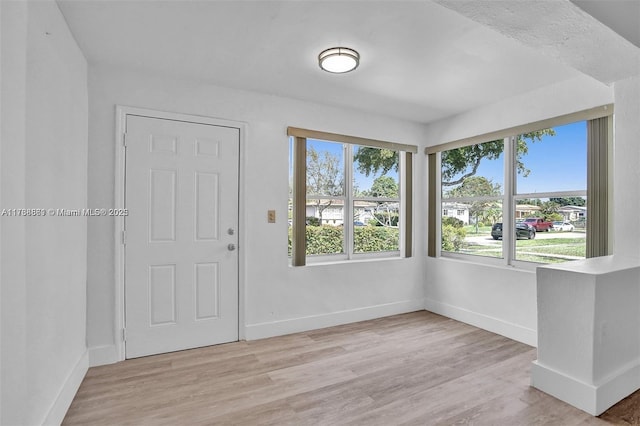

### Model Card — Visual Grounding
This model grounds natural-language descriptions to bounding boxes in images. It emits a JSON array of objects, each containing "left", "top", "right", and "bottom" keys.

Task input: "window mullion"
[
  {"left": 292, "top": 137, "right": 307, "bottom": 266},
  {"left": 586, "top": 116, "right": 610, "bottom": 257},
  {"left": 403, "top": 152, "right": 413, "bottom": 257},
  {"left": 345, "top": 144, "right": 354, "bottom": 258},
  {"left": 431, "top": 153, "right": 441, "bottom": 257},
  {"left": 503, "top": 136, "right": 515, "bottom": 265},
  {"left": 443, "top": 195, "right": 503, "bottom": 203}
]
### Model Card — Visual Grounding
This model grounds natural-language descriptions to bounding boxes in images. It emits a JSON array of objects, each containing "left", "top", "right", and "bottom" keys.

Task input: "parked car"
[
  {"left": 491, "top": 222, "right": 536, "bottom": 240},
  {"left": 552, "top": 221, "right": 574, "bottom": 232},
  {"left": 523, "top": 217, "right": 553, "bottom": 232}
]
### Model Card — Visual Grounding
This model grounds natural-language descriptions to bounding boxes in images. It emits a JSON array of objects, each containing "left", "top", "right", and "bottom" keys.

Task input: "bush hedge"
[
  {"left": 353, "top": 226, "right": 399, "bottom": 253},
  {"left": 442, "top": 216, "right": 464, "bottom": 228},
  {"left": 441, "top": 224, "right": 466, "bottom": 252},
  {"left": 288, "top": 225, "right": 399, "bottom": 255}
]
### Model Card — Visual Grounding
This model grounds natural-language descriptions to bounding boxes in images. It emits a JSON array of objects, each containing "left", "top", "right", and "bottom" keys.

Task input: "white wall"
[
  {"left": 0, "top": 1, "right": 88, "bottom": 424},
  {"left": 423, "top": 74, "right": 615, "bottom": 346},
  {"left": 1, "top": 2, "right": 29, "bottom": 423},
  {"left": 425, "top": 259, "right": 538, "bottom": 344},
  {"left": 612, "top": 74, "right": 640, "bottom": 257},
  {"left": 0, "top": 1, "right": 634, "bottom": 421},
  {"left": 533, "top": 255, "right": 640, "bottom": 415},
  {"left": 86, "top": 67, "right": 427, "bottom": 361}
]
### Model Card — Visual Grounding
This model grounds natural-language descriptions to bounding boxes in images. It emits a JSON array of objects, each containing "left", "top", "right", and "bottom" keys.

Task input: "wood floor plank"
[{"left": 63, "top": 311, "right": 637, "bottom": 425}]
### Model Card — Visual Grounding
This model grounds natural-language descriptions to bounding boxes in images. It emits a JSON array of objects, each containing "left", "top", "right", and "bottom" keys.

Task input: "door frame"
[{"left": 114, "top": 105, "right": 246, "bottom": 361}]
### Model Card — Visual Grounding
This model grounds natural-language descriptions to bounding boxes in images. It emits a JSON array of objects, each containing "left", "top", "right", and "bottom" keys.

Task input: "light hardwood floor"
[{"left": 64, "top": 311, "right": 638, "bottom": 425}]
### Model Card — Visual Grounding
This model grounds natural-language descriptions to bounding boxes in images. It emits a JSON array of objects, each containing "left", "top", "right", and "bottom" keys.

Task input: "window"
[
  {"left": 513, "top": 122, "right": 587, "bottom": 263},
  {"left": 441, "top": 139, "right": 505, "bottom": 259},
  {"left": 427, "top": 106, "right": 612, "bottom": 266},
  {"left": 288, "top": 127, "right": 416, "bottom": 266}
]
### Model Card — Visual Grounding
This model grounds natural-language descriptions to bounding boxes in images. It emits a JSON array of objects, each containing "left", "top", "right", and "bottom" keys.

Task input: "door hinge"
[
  {"left": 122, "top": 230, "right": 127, "bottom": 245},
  {"left": 122, "top": 328, "right": 127, "bottom": 342},
  {"left": 122, "top": 132, "right": 128, "bottom": 147}
]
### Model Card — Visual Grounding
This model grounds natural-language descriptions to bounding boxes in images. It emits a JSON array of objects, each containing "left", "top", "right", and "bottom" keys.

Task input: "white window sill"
[
  {"left": 289, "top": 252, "right": 405, "bottom": 267},
  {"left": 437, "top": 253, "right": 539, "bottom": 273}
]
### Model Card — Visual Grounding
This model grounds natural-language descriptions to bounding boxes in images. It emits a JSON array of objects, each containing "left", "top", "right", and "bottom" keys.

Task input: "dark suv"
[{"left": 491, "top": 222, "right": 535, "bottom": 240}]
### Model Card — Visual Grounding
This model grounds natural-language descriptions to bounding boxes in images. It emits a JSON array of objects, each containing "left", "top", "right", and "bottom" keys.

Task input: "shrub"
[
  {"left": 442, "top": 224, "right": 466, "bottom": 252},
  {"left": 354, "top": 226, "right": 399, "bottom": 252},
  {"left": 442, "top": 216, "right": 464, "bottom": 228},
  {"left": 306, "top": 216, "right": 320, "bottom": 226},
  {"left": 545, "top": 213, "right": 563, "bottom": 222},
  {"left": 305, "top": 226, "right": 343, "bottom": 254},
  {"left": 287, "top": 225, "right": 400, "bottom": 255}
]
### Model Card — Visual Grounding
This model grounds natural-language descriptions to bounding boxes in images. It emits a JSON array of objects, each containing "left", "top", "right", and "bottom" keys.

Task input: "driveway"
[{"left": 466, "top": 231, "right": 585, "bottom": 245}]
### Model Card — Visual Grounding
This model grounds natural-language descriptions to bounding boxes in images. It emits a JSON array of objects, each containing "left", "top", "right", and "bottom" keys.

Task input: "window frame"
[
  {"left": 288, "top": 127, "right": 417, "bottom": 266},
  {"left": 427, "top": 105, "right": 613, "bottom": 267}
]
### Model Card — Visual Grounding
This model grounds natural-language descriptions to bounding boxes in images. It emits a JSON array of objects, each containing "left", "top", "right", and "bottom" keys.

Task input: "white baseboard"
[
  {"left": 424, "top": 298, "right": 537, "bottom": 347},
  {"left": 532, "top": 360, "right": 640, "bottom": 416},
  {"left": 88, "top": 344, "right": 121, "bottom": 367},
  {"left": 531, "top": 361, "right": 598, "bottom": 415},
  {"left": 595, "top": 361, "right": 640, "bottom": 415},
  {"left": 43, "top": 350, "right": 88, "bottom": 426},
  {"left": 245, "top": 299, "right": 425, "bottom": 340}
]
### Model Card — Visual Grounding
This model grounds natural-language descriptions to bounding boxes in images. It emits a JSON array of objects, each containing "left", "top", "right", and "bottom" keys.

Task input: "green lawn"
[
  {"left": 515, "top": 237, "right": 585, "bottom": 247},
  {"left": 463, "top": 225, "right": 492, "bottom": 234},
  {"left": 458, "top": 241, "right": 501, "bottom": 258},
  {"left": 453, "top": 237, "right": 585, "bottom": 263}
]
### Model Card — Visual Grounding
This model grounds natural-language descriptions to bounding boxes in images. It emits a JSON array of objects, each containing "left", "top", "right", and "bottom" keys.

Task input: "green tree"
[
  {"left": 550, "top": 197, "right": 585, "bottom": 207},
  {"left": 447, "top": 176, "right": 501, "bottom": 198},
  {"left": 518, "top": 198, "right": 543, "bottom": 207},
  {"left": 484, "top": 204, "right": 502, "bottom": 226},
  {"left": 353, "top": 148, "right": 398, "bottom": 176},
  {"left": 540, "top": 201, "right": 562, "bottom": 222},
  {"left": 353, "top": 130, "right": 556, "bottom": 186},
  {"left": 372, "top": 211, "right": 399, "bottom": 227},
  {"left": 359, "top": 176, "right": 400, "bottom": 227},
  {"left": 441, "top": 130, "right": 555, "bottom": 186},
  {"left": 447, "top": 176, "right": 501, "bottom": 233},
  {"left": 306, "top": 146, "right": 344, "bottom": 223},
  {"left": 364, "top": 176, "right": 398, "bottom": 198}
]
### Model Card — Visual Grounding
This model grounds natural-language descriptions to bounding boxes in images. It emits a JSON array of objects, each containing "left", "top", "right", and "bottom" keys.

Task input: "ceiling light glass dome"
[{"left": 318, "top": 47, "right": 360, "bottom": 73}]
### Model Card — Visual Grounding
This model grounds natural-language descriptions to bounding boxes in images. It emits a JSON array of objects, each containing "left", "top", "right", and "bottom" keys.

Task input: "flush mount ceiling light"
[{"left": 318, "top": 47, "right": 360, "bottom": 73}]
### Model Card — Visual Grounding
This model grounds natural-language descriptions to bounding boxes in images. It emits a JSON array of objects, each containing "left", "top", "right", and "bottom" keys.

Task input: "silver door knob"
[{"left": 227, "top": 243, "right": 236, "bottom": 251}]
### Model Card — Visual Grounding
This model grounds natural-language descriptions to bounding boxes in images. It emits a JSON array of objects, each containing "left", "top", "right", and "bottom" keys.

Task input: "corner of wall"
[
  {"left": 531, "top": 359, "right": 640, "bottom": 416},
  {"left": 88, "top": 344, "right": 121, "bottom": 367},
  {"left": 42, "top": 350, "right": 89, "bottom": 425},
  {"left": 245, "top": 299, "right": 425, "bottom": 340},
  {"left": 424, "top": 297, "right": 537, "bottom": 346}
]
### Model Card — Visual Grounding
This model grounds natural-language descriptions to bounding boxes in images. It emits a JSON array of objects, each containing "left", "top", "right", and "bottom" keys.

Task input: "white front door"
[{"left": 124, "top": 114, "right": 239, "bottom": 359}]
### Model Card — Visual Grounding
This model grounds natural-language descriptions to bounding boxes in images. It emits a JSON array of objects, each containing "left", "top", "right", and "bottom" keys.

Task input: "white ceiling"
[
  {"left": 55, "top": 0, "right": 635, "bottom": 124},
  {"left": 572, "top": 0, "right": 640, "bottom": 49},
  {"left": 436, "top": 0, "right": 640, "bottom": 85}
]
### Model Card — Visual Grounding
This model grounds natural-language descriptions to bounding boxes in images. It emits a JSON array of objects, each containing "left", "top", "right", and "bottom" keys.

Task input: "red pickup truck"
[{"left": 523, "top": 217, "right": 553, "bottom": 232}]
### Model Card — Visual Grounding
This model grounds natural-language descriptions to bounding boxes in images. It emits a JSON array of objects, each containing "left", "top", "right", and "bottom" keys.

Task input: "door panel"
[
  {"left": 124, "top": 115, "right": 239, "bottom": 359},
  {"left": 195, "top": 172, "right": 219, "bottom": 240}
]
